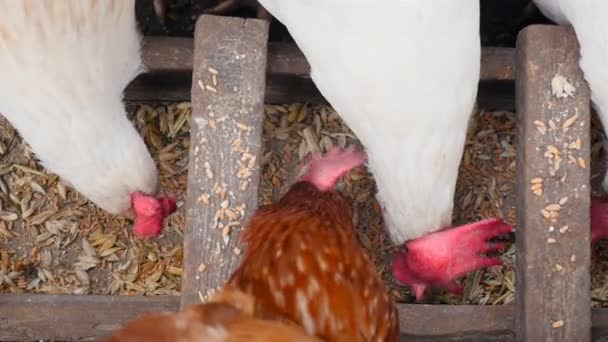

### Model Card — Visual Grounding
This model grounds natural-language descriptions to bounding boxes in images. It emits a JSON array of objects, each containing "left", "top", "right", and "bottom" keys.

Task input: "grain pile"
[
  {"left": 0, "top": 103, "right": 189, "bottom": 296},
  {"left": 1, "top": 101, "right": 608, "bottom": 305},
  {"left": 259, "top": 104, "right": 517, "bottom": 304}
]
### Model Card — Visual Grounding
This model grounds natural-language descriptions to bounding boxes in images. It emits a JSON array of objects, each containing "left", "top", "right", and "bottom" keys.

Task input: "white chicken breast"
[
  {"left": 257, "top": 0, "right": 512, "bottom": 299},
  {"left": 0, "top": 1, "right": 175, "bottom": 237}
]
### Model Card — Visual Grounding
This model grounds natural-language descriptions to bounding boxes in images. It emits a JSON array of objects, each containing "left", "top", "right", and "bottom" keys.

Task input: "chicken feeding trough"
[{"left": 0, "top": 12, "right": 606, "bottom": 342}]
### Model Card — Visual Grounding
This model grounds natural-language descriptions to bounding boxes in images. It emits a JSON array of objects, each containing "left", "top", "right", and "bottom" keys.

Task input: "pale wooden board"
[
  {"left": 180, "top": 15, "right": 269, "bottom": 309},
  {"left": 515, "top": 24, "right": 591, "bottom": 342}
]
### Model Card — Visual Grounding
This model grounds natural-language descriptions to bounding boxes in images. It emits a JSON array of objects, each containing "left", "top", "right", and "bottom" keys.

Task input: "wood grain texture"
[
  {"left": 180, "top": 15, "right": 268, "bottom": 309},
  {"left": 5, "top": 296, "right": 608, "bottom": 341},
  {"left": 515, "top": 24, "right": 591, "bottom": 342},
  {"left": 139, "top": 37, "right": 515, "bottom": 81},
  {"left": 125, "top": 37, "right": 516, "bottom": 107},
  {"left": 0, "top": 294, "right": 178, "bottom": 340}
]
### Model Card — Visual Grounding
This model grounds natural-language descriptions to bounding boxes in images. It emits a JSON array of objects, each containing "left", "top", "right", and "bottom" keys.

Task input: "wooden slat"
[
  {"left": 1, "top": 294, "right": 515, "bottom": 340},
  {"left": 140, "top": 37, "right": 515, "bottom": 80},
  {"left": 0, "top": 294, "right": 178, "bottom": 340},
  {"left": 180, "top": 15, "right": 269, "bottom": 309},
  {"left": 142, "top": 36, "right": 194, "bottom": 73},
  {"left": 481, "top": 47, "right": 516, "bottom": 81},
  {"left": 126, "top": 37, "right": 516, "bottom": 107},
  {"left": 397, "top": 304, "right": 513, "bottom": 341},
  {"left": 5, "top": 295, "right": 608, "bottom": 341},
  {"left": 515, "top": 24, "right": 591, "bottom": 342}
]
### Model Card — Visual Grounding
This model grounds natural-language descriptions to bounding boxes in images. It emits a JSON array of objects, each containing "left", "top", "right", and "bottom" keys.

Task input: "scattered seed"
[
  {"left": 236, "top": 122, "right": 249, "bottom": 131},
  {"left": 199, "top": 194, "right": 210, "bottom": 206},
  {"left": 547, "top": 145, "right": 560, "bottom": 155},
  {"left": 578, "top": 158, "right": 586, "bottom": 169},
  {"left": 552, "top": 320, "right": 564, "bottom": 328},
  {"left": 534, "top": 120, "right": 547, "bottom": 135},
  {"left": 549, "top": 119, "right": 558, "bottom": 130},
  {"left": 562, "top": 113, "right": 580, "bottom": 131},
  {"left": 204, "top": 162, "right": 214, "bottom": 179}
]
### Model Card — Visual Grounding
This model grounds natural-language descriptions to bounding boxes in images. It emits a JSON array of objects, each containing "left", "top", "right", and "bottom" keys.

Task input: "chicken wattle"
[
  {"left": 256, "top": 0, "right": 512, "bottom": 299},
  {"left": 131, "top": 192, "right": 177, "bottom": 238},
  {"left": 0, "top": 0, "right": 176, "bottom": 237}
]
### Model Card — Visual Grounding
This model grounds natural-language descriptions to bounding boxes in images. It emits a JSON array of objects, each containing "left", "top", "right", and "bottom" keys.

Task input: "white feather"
[
  {"left": 0, "top": 0, "right": 157, "bottom": 215},
  {"left": 258, "top": 0, "right": 480, "bottom": 243},
  {"left": 533, "top": 0, "right": 608, "bottom": 191}
]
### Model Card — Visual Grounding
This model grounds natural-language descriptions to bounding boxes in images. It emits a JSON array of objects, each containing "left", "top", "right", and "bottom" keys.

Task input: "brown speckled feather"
[
  {"left": 106, "top": 288, "right": 321, "bottom": 342},
  {"left": 229, "top": 182, "right": 400, "bottom": 342}
]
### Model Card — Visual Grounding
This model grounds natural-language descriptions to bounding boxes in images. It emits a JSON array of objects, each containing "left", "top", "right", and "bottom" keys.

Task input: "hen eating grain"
[
  {"left": 0, "top": 1, "right": 176, "bottom": 238},
  {"left": 227, "top": 147, "right": 400, "bottom": 341},
  {"left": 256, "top": 0, "right": 512, "bottom": 300}
]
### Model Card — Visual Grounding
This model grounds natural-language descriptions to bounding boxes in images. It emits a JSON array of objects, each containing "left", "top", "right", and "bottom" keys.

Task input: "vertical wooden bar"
[
  {"left": 515, "top": 25, "right": 591, "bottom": 341},
  {"left": 181, "top": 14, "right": 268, "bottom": 309}
]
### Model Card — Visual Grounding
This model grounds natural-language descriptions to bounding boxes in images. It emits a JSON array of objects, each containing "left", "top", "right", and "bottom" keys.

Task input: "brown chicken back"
[
  {"left": 228, "top": 147, "right": 400, "bottom": 341},
  {"left": 106, "top": 287, "right": 321, "bottom": 342}
]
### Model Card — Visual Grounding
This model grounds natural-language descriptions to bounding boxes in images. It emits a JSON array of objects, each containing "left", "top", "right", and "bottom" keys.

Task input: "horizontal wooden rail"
[
  {"left": 125, "top": 37, "right": 515, "bottom": 110},
  {"left": 140, "top": 37, "right": 515, "bottom": 80},
  {"left": 2, "top": 294, "right": 608, "bottom": 341}
]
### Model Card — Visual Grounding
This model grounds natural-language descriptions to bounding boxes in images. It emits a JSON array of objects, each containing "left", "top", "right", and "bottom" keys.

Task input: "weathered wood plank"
[
  {"left": 1, "top": 294, "right": 516, "bottom": 340},
  {"left": 5, "top": 295, "right": 608, "bottom": 341},
  {"left": 0, "top": 294, "right": 178, "bottom": 340},
  {"left": 180, "top": 15, "right": 269, "bottom": 309},
  {"left": 126, "top": 37, "right": 516, "bottom": 107},
  {"left": 140, "top": 37, "right": 515, "bottom": 80},
  {"left": 515, "top": 24, "right": 591, "bottom": 342},
  {"left": 397, "top": 304, "right": 513, "bottom": 339}
]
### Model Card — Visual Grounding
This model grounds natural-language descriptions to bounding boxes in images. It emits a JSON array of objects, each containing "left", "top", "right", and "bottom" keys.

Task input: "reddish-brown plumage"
[
  {"left": 228, "top": 148, "right": 400, "bottom": 342},
  {"left": 105, "top": 288, "right": 322, "bottom": 342}
]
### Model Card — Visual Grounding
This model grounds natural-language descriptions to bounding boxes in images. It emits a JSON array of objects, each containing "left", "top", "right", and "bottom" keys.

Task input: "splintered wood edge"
[
  {"left": 514, "top": 24, "right": 591, "bottom": 342},
  {"left": 180, "top": 15, "right": 269, "bottom": 309}
]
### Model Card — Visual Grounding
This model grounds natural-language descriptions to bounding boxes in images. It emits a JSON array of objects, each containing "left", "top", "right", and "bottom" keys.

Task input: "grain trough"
[{"left": 0, "top": 14, "right": 606, "bottom": 341}]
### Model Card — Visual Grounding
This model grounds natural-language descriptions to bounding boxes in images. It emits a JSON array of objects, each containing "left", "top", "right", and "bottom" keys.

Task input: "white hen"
[
  {"left": 257, "top": 0, "right": 512, "bottom": 299},
  {"left": 0, "top": 1, "right": 176, "bottom": 237},
  {"left": 532, "top": 0, "right": 608, "bottom": 243}
]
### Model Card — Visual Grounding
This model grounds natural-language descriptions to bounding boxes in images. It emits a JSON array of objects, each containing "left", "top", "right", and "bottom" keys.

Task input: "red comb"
[{"left": 131, "top": 192, "right": 177, "bottom": 238}]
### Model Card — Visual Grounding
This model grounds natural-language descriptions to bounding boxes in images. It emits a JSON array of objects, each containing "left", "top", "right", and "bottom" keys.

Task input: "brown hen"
[{"left": 228, "top": 147, "right": 400, "bottom": 341}]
